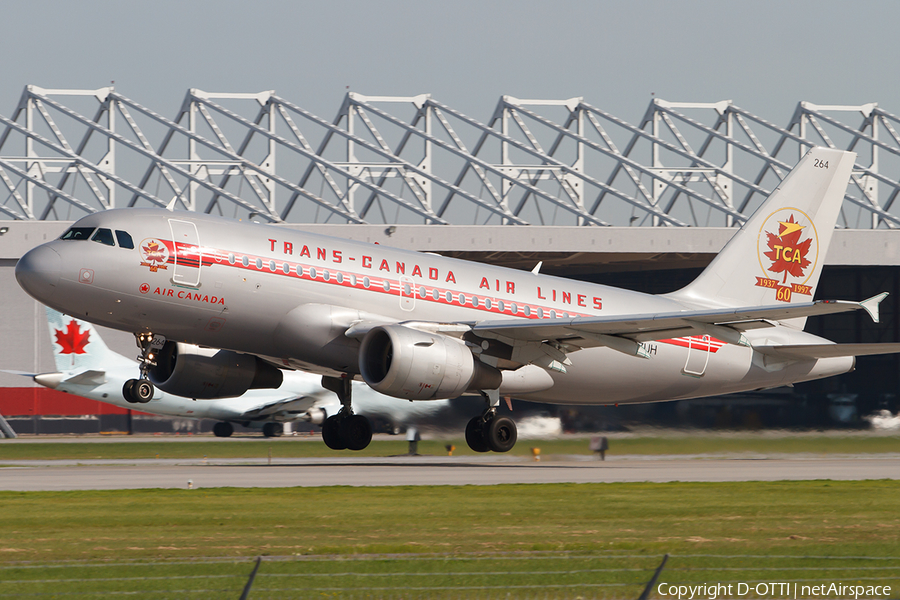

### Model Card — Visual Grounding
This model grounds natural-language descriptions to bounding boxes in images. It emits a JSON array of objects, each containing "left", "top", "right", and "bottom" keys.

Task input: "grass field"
[
  {"left": 1, "top": 433, "right": 898, "bottom": 461},
  {"left": 2, "top": 480, "right": 898, "bottom": 598}
]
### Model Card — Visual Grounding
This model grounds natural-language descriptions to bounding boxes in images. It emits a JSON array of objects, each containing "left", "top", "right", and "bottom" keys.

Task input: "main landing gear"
[
  {"left": 465, "top": 392, "right": 517, "bottom": 453},
  {"left": 123, "top": 332, "right": 166, "bottom": 404},
  {"left": 213, "top": 422, "right": 234, "bottom": 437},
  {"left": 320, "top": 376, "right": 372, "bottom": 451},
  {"left": 262, "top": 422, "right": 282, "bottom": 438},
  {"left": 211, "top": 422, "right": 280, "bottom": 437}
]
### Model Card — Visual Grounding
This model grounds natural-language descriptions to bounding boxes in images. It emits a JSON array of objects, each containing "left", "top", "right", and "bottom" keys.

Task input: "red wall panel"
[{"left": 0, "top": 388, "right": 130, "bottom": 416}]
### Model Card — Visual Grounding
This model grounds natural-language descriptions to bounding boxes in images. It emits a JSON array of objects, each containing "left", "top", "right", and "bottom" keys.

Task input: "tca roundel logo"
[{"left": 755, "top": 208, "right": 818, "bottom": 303}]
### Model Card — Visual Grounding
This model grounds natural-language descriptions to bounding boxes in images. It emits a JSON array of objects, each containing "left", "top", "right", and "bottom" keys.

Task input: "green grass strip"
[
  {"left": 0, "top": 434, "right": 898, "bottom": 461},
  {"left": 2, "top": 481, "right": 898, "bottom": 598}
]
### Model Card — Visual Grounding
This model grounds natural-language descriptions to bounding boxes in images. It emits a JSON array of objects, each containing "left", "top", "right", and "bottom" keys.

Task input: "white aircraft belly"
[{"left": 520, "top": 342, "right": 756, "bottom": 405}]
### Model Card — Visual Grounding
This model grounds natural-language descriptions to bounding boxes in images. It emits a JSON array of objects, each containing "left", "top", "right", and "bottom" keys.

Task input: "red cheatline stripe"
[{"left": 660, "top": 337, "right": 726, "bottom": 353}]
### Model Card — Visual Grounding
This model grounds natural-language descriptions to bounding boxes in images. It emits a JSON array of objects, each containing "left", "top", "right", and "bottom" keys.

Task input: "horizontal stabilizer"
[
  {"left": 860, "top": 292, "right": 888, "bottom": 324},
  {"left": 756, "top": 343, "right": 900, "bottom": 359},
  {"left": 63, "top": 370, "right": 108, "bottom": 386}
]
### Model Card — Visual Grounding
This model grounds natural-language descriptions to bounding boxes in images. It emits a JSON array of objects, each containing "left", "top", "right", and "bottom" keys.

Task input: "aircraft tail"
[
  {"left": 668, "top": 147, "right": 856, "bottom": 310},
  {"left": 44, "top": 307, "right": 134, "bottom": 372}
]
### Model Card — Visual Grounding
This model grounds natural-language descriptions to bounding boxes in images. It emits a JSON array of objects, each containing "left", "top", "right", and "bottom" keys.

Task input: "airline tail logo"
[
  {"left": 756, "top": 208, "right": 818, "bottom": 303},
  {"left": 140, "top": 239, "right": 170, "bottom": 272},
  {"left": 54, "top": 319, "right": 91, "bottom": 355}
]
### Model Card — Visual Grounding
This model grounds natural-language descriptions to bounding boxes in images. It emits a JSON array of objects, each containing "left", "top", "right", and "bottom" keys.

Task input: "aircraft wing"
[
  {"left": 470, "top": 296, "right": 887, "bottom": 365},
  {"left": 0, "top": 369, "right": 37, "bottom": 377},
  {"left": 754, "top": 343, "right": 900, "bottom": 359},
  {"left": 237, "top": 396, "right": 320, "bottom": 421}
]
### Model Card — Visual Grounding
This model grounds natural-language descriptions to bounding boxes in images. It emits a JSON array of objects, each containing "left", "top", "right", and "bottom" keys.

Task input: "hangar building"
[{"left": 2, "top": 88, "right": 899, "bottom": 433}]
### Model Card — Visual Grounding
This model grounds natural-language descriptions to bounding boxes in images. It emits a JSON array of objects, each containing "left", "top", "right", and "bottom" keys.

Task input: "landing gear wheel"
[
  {"left": 213, "top": 422, "right": 234, "bottom": 438},
  {"left": 262, "top": 422, "right": 281, "bottom": 438},
  {"left": 465, "top": 416, "right": 489, "bottom": 453},
  {"left": 486, "top": 416, "right": 517, "bottom": 453},
  {"left": 122, "top": 379, "right": 139, "bottom": 404},
  {"left": 322, "top": 415, "right": 346, "bottom": 450},
  {"left": 340, "top": 415, "right": 372, "bottom": 451},
  {"left": 134, "top": 380, "right": 154, "bottom": 403}
]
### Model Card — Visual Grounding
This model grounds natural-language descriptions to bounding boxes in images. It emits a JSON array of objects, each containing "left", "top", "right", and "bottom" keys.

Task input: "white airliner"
[
  {"left": 15, "top": 307, "right": 451, "bottom": 437},
  {"left": 16, "top": 147, "right": 900, "bottom": 453}
]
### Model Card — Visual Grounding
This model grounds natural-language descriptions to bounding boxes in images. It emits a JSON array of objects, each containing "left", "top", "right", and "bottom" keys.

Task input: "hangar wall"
[{"left": 4, "top": 87, "right": 900, "bottom": 431}]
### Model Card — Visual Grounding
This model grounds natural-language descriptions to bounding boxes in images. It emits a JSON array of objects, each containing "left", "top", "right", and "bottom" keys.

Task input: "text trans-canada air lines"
[
  {"left": 16, "top": 147, "right": 900, "bottom": 453},
  {"left": 139, "top": 236, "right": 605, "bottom": 319}
]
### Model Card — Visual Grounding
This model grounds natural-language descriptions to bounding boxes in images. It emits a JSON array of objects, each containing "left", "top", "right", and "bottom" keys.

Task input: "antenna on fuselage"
[
  {"left": 165, "top": 197, "right": 177, "bottom": 211},
  {"left": 531, "top": 261, "right": 542, "bottom": 275}
]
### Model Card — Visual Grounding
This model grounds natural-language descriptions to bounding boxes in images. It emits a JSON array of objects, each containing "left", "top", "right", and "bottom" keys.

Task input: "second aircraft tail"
[
  {"left": 45, "top": 307, "right": 134, "bottom": 373},
  {"left": 668, "top": 147, "right": 856, "bottom": 309}
]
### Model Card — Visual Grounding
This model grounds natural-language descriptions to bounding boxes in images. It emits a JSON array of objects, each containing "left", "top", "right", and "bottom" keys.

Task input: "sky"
[{"left": 1, "top": 0, "right": 897, "bottom": 128}]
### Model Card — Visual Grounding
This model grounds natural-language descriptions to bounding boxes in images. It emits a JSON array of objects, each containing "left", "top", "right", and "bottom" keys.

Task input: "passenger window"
[
  {"left": 115, "top": 230, "right": 134, "bottom": 249},
  {"left": 91, "top": 228, "right": 116, "bottom": 246},
  {"left": 60, "top": 227, "right": 95, "bottom": 241}
]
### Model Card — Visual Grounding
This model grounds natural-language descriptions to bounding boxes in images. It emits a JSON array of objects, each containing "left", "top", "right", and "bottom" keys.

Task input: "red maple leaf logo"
[
  {"left": 55, "top": 320, "right": 90, "bottom": 355},
  {"left": 763, "top": 214, "right": 812, "bottom": 283}
]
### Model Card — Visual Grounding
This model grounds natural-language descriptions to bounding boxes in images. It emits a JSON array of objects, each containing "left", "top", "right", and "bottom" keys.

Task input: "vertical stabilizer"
[
  {"left": 668, "top": 147, "right": 855, "bottom": 309},
  {"left": 44, "top": 307, "right": 134, "bottom": 373}
]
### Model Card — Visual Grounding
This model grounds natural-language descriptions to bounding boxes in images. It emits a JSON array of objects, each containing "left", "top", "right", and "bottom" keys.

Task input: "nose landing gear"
[
  {"left": 321, "top": 376, "right": 373, "bottom": 451},
  {"left": 123, "top": 332, "right": 166, "bottom": 404}
]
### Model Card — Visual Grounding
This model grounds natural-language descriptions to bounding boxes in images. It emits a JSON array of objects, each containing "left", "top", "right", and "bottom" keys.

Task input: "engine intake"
[
  {"left": 149, "top": 342, "right": 283, "bottom": 399},
  {"left": 359, "top": 325, "right": 501, "bottom": 400}
]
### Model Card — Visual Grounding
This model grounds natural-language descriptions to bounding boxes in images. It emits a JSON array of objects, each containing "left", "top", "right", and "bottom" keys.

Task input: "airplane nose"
[{"left": 16, "top": 245, "right": 62, "bottom": 301}]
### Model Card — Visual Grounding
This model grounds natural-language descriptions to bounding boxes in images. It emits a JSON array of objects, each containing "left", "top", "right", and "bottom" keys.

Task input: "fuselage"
[
  {"left": 44, "top": 366, "right": 448, "bottom": 427},
  {"left": 16, "top": 209, "right": 853, "bottom": 406}
]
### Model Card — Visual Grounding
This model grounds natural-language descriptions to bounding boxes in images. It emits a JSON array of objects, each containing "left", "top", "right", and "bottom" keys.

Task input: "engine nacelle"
[
  {"left": 149, "top": 342, "right": 283, "bottom": 399},
  {"left": 359, "top": 325, "right": 501, "bottom": 400}
]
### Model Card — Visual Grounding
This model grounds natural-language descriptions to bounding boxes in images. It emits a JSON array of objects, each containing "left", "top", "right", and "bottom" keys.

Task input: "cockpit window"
[
  {"left": 115, "top": 230, "right": 134, "bottom": 249},
  {"left": 91, "top": 228, "right": 116, "bottom": 247},
  {"left": 60, "top": 227, "right": 95, "bottom": 241}
]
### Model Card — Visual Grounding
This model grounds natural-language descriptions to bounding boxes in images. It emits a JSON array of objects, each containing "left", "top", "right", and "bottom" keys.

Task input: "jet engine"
[
  {"left": 149, "top": 342, "right": 283, "bottom": 399},
  {"left": 359, "top": 325, "right": 501, "bottom": 400}
]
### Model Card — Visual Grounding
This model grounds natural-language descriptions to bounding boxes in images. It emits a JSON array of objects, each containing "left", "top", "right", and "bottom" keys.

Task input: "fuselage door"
[
  {"left": 682, "top": 335, "right": 711, "bottom": 377},
  {"left": 168, "top": 219, "right": 201, "bottom": 288},
  {"left": 400, "top": 276, "right": 415, "bottom": 311}
]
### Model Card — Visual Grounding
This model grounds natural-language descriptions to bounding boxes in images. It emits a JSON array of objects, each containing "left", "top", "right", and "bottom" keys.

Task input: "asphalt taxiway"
[{"left": 1, "top": 454, "right": 898, "bottom": 491}]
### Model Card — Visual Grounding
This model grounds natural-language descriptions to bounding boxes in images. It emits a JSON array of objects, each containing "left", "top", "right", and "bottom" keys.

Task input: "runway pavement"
[{"left": 1, "top": 454, "right": 898, "bottom": 491}]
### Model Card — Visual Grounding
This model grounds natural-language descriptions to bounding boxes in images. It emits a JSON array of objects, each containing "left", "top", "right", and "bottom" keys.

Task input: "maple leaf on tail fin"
[
  {"left": 764, "top": 214, "right": 812, "bottom": 284},
  {"left": 55, "top": 320, "right": 90, "bottom": 355}
]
